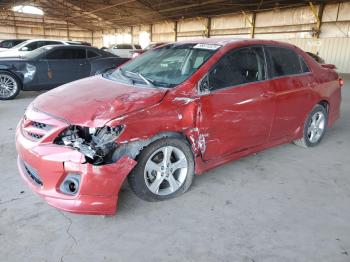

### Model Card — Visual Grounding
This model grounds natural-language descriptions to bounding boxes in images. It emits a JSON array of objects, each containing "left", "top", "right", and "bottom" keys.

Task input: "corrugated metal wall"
[
  {"left": 1, "top": 2, "right": 350, "bottom": 72},
  {"left": 0, "top": 12, "right": 93, "bottom": 43},
  {"left": 99, "top": 2, "right": 350, "bottom": 73},
  {"left": 282, "top": 38, "right": 350, "bottom": 73}
]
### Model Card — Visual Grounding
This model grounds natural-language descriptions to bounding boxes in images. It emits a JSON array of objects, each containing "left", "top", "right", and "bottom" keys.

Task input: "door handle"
[{"left": 261, "top": 91, "right": 275, "bottom": 98}]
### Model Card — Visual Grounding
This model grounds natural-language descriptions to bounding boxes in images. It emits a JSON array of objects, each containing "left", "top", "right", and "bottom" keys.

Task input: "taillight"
[{"left": 339, "top": 78, "right": 344, "bottom": 87}]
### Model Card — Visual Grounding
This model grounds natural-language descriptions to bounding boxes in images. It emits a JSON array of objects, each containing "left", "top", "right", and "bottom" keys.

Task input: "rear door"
[
  {"left": 198, "top": 46, "right": 276, "bottom": 161},
  {"left": 45, "top": 47, "right": 87, "bottom": 86},
  {"left": 266, "top": 46, "right": 313, "bottom": 141}
]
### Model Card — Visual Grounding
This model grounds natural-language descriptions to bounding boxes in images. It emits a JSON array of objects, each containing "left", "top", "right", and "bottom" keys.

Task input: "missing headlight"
[{"left": 54, "top": 125, "right": 124, "bottom": 165}]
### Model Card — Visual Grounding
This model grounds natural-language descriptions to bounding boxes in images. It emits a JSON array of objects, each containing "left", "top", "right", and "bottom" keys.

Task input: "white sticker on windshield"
[{"left": 193, "top": 43, "right": 221, "bottom": 50}]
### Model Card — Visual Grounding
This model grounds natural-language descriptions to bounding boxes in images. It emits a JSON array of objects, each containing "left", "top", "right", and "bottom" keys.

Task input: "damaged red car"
[{"left": 16, "top": 39, "right": 342, "bottom": 215}]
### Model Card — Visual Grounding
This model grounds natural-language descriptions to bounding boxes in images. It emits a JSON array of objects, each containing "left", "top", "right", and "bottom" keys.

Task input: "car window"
[
  {"left": 44, "top": 41, "right": 62, "bottom": 46},
  {"left": 46, "top": 48, "right": 86, "bottom": 59},
  {"left": 0, "top": 40, "right": 14, "bottom": 48},
  {"left": 300, "top": 56, "right": 310, "bottom": 73},
  {"left": 87, "top": 49, "right": 100, "bottom": 58},
  {"left": 13, "top": 40, "right": 25, "bottom": 47},
  {"left": 37, "top": 41, "right": 48, "bottom": 48},
  {"left": 268, "top": 46, "right": 303, "bottom": 77},
  {"left": 209, "top": 46, "right": 266, "bottom": 91},
  {"left": 116, "top": 44, "right": 132, "bottom": 49},
  {"left": 134, "top": 45, "right": 141, "bottom": 49},
  {"left": 25, "top": 41, "right": 40, "bottom": 51}
]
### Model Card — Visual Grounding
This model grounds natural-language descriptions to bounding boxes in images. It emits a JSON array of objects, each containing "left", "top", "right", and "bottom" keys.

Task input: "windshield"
[
  {"left": 10, "top": 40, "right": 31, "bottom": 50},
  {"left": 23, "top": 46, "right": 54, "bottom": 59},
  {"left": 105, "top": 43, "right": 219, "bottom": 88}
]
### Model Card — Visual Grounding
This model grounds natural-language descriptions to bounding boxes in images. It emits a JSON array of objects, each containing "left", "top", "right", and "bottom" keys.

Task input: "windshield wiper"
[
  {"left": 124, "top": 70, "right": 155, "bottom": 88},
  {"left": 117, "top": 68, "right": 133, "bottom": 84}
]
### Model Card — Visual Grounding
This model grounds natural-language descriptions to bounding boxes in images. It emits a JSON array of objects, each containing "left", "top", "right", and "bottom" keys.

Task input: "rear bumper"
[{"left": 16, "top": 119, "right": 137, "bottom": 215}]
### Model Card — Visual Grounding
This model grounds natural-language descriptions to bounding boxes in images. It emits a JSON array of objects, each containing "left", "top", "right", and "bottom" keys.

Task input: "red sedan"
[{"left": 16, "top": 39, "right": 342, "bottom": 215}]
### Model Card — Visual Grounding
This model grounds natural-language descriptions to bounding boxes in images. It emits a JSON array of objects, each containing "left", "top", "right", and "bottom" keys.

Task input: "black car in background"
[
  {"left": 0, "top": 39, "right": 28, "bottom": 49},
  {"left": 0, "top": 45, "right": 129, "bottom": 100}
]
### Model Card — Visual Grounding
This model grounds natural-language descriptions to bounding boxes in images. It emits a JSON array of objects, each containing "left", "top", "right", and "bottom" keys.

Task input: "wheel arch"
[
  {"left": 318, "top": 99, "right": 329, "bottom": 113},
  {"left": 0, "top": 69, "right": 23, "bottom": 89},
  {"left": 112, "top": 131, "right": 195, "bottom": 163}
]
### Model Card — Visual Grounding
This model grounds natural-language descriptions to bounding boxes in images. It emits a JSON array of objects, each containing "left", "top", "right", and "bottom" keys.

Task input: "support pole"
[
  {"left": 174, "top": 21, "right": 178, "bottom": 42},
  {"left": 66, "top": 21, "right": 70, "bottom": 40},
  {"left": 251, "top": 12, "right": 256, "bottom": 38},
  {"left": 206, "top": 17, "right": 211, "bottom": 38},
  {"left": 130, "top": 26, "right": 133, "bottom": 44},
  {"left": 12, "top": 12, "right": 18, "bottom": 39},
  {"left": 309, "top": 2, "right": 324, "bottom": 38},
  {"left": 242, "top": 11, "right": 255, "bottom": 38},
  {"left": 42, "top": 16, "right": 46, "bottom": 38}
]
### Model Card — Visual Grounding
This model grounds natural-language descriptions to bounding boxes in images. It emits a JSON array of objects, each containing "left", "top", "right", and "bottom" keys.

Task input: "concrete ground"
[{"left": 0, "top": 75, "right": 349, "bottom": 262}]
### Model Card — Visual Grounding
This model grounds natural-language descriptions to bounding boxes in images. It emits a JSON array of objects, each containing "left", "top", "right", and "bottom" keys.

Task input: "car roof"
[
  {"left": 173, "top": 38, "right": 296, "bottom": 49},
  {"left": 48, "top": 44, "right": 95, "bottom": 48},
  {"left": 24, "top": 39, "right": 65, "bottom": 43}
]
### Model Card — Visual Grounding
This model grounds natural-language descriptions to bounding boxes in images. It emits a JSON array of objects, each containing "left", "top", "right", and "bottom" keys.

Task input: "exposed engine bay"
[{"left": 54, "top": 125, "right": 124, "bottom": 165}]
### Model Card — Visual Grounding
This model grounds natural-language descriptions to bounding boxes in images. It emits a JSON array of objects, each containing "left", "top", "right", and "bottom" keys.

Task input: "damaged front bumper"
[{"left": 15, "top": 109, "right": 136, "bottom": 215}]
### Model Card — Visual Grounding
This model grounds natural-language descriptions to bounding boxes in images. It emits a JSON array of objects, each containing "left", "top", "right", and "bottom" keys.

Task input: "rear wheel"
[
  {"left": 128, "top": 138, "right": 195, "bottom": 202},
  {"left": 293, "top": 104, "right": 328, "bottom": 148},
  {"left": 0, "top": 71, "right": 20, "bottom": 100}
]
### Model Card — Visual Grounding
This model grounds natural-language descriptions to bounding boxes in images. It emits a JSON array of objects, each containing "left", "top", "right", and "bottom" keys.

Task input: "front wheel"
[
  {"left": 293, "top": 104, "right": 328, "bottom": 148},
  {"left": 128, "top": 138, "right": 195, "bottom": 202},
  {"left": 0, "top": 71, "right": 21, "bottom": 100}
]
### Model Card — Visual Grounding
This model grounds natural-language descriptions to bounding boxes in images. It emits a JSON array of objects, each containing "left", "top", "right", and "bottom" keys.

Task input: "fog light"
[{"left": 60, "top": 174, "right": 80, "bottom": 195}]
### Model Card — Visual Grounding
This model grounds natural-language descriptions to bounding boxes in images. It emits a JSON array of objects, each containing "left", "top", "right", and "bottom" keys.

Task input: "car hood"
[{"left": 33, "top": 75, "right": 168, "bottom": 127}]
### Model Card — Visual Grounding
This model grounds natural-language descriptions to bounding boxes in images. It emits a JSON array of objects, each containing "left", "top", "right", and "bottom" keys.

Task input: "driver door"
[
  {"left": 43, "top": 47, "right": 87, "bottom": 87},
  {"left": 198, "top": 46, "right": 276, "bottom": 161}
]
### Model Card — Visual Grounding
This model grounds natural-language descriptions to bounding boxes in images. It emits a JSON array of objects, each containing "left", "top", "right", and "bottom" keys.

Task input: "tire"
[
  {"left": 128, "top": 137, "right": 195, "bottom": 202},
  {"left": 0, "top": 71, "right": 21, "bottom": 100},
  {"left": 293, "top": 104, "right": 328, "bottom": 148}
]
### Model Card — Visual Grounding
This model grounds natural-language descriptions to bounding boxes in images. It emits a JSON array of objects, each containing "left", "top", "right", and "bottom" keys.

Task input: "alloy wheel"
[
  {"left": 144, "top": 146, "right": 188, "bottom": 196},
  {"left": 0, "top": 74, "right": 17, "bottom": 99},
  {"left": 307, "top": 111, "right": 326, "bottom": 143}
]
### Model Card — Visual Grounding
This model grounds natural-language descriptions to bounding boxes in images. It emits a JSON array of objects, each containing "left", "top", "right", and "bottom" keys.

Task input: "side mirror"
[
  {"left": 20, "top": 46, "right": 29, "bottom": 51},
  {"left": 199, "top": 74, "right": 210, "bottom": 94}
]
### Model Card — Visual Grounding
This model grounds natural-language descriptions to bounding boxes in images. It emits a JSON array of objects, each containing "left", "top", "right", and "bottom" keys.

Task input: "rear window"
[
  {"left": 268, "top": 46, "right": 304, "bottom": 77},
  {"left": 87, "top": 49, "right": 100, "bottom": 58},
  {"left": 46, "top": 48, "right": 86, "bottom": 59},
  {"left": 134, "top": 44, "right": 141, "bottom": 49}
]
